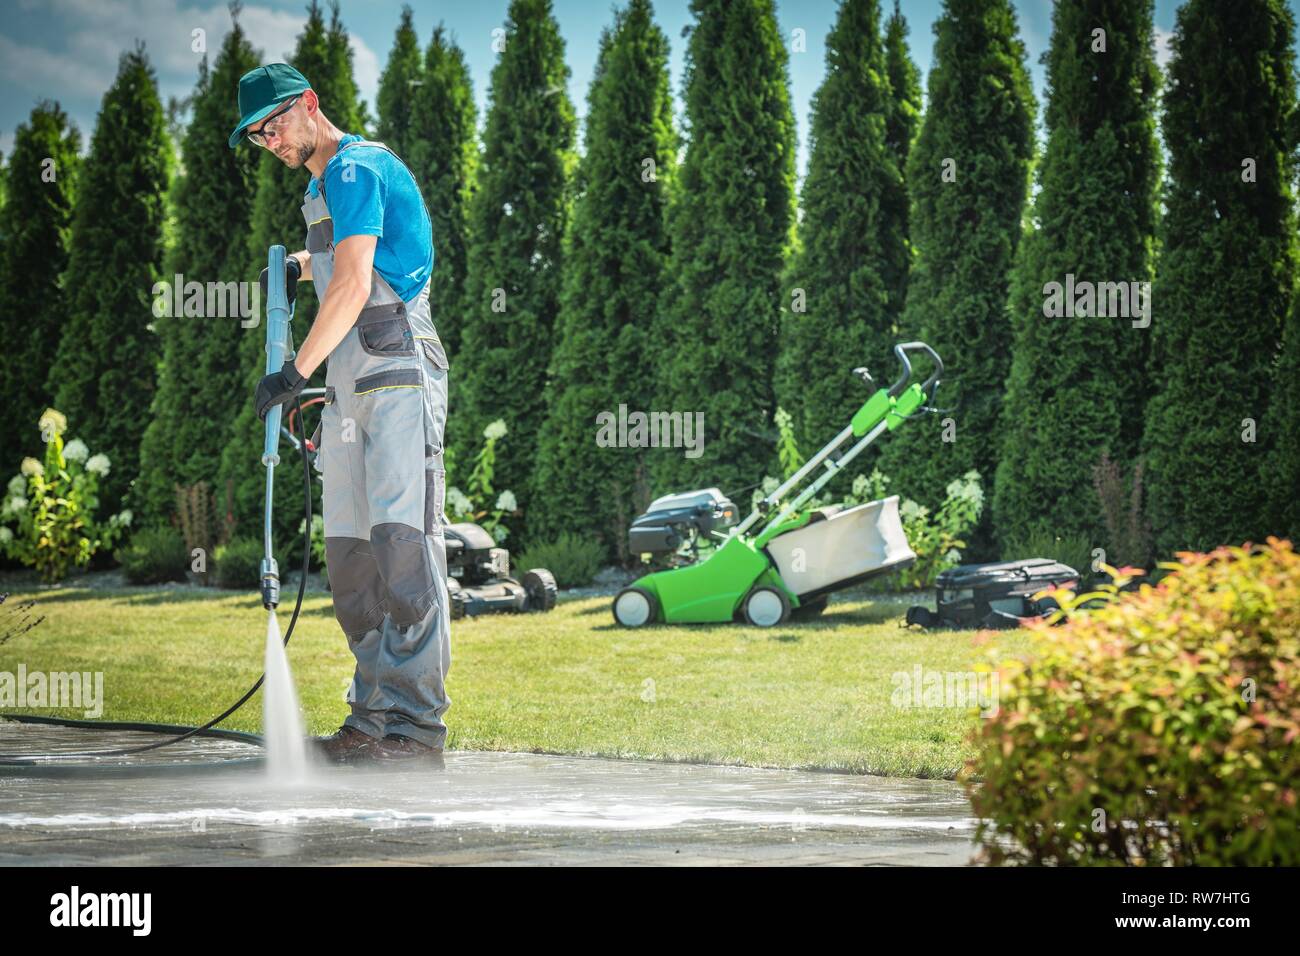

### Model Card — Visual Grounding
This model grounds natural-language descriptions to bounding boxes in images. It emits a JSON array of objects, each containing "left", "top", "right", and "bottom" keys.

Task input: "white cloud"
[
  {"left": 1154, "top": 27, "right": 1174, "bottom": 69},
  {"left": 349, "top": 33, "right": 381, "bottom": 110},
  {"left": 2, "top": 0, "right": 382, "bottom": 145},
  {"left": 0, "top": 30, "right": 109, "bottom": 99}
]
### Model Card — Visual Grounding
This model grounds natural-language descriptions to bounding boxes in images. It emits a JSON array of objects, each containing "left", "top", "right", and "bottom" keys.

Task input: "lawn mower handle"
[{"left": 887, "top": 342, "right": 943, "bottom": 398}]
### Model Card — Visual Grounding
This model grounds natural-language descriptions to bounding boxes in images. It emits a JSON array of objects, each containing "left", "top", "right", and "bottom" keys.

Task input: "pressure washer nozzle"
[{"left": 260, "top": 557, "right": 280, "bottom": 609}]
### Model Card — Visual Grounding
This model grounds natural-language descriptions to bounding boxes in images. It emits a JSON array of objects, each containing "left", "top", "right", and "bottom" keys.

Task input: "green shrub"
[
  {"left": 841, "top": 468, "right": 891, "bottom": 508},
  {"left": 116, "top": 526, "right": 189, "bottom": 585},
  {"left": 894, "top": 470, "right": 984, "bottom": 590},
  {"left": 445, "top": 419, "right": 519, "bottom": 544},
  {"left": 968, "top": 540, "right": 1300, "bottom": 866},
  {"left": 212, "top": 536, "right": 265, "bottom": 590},
  {"left": 0, "top": 409, "right": 131, "bottom": 582},
  {"left": 516, "top": 532, "right": 604, "bottom": 588},
  {"left": 774, "top": 406, "right": 804, "bottom": 479}
]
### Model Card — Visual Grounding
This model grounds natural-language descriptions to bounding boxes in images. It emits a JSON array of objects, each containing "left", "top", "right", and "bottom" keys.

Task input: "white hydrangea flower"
[
  {"left": 899, "top": 499, "right": 923, "bottom": 521},
  {"left": 7, "top": 475, "right": 25, "bottom": 496},
  {"left": 492, "top": 524, "right": 509, "bottom": 543},
  {"left": 445, "top": 486, "right": 473, "bottom": 517},
  {"left": 946, "top": 470, "right": 984, "bottom": 508},
  {"left": 38, "top": 408, "right": 67, "bottom": 439},
  {"left": 63, "top": 438, "right": 89, "bottom": 463},
  {"left": 85, "top": 454, "right": 111, "bottom": 476},
  {"left": 483, "top": 419, "right": 508, "bottom": 441},
  {"left": 0, "top": 526, "right": 12, "bottom": 543},
  {"left": 20, "top": 457, "right": 43, "bottom": 477},
  {"left": 3, "top": 496, "right": 27, "bottom": 517},
  {"left": 118, "top": 510, "right": 133, "bottom": 527},
  {"left": 495, "top": 490, "right": 517, "bottom": 512}
]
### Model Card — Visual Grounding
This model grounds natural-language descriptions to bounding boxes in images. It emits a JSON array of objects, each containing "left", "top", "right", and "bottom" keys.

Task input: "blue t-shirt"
[{"left": 307, "top": 133, "right": 434, "bottom": 303}]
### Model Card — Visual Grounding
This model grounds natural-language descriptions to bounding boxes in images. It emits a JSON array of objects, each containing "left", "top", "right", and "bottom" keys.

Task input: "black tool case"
[{"left": 906, "top": 558, "right": 1080, "bottom": 629}]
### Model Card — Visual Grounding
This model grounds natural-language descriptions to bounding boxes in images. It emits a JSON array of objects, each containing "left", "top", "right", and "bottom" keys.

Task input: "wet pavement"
[{"left": 0, "top": 722, "right": 976, "bottom": 866}]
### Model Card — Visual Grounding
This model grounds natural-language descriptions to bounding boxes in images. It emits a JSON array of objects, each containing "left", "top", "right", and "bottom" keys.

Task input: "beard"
[{"left": 276, "top": 140, "right": 315, "bottom": 169}]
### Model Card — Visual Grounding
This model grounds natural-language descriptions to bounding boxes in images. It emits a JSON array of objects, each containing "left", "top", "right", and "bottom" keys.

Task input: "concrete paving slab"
[{"left": 0, "top": 721, "right": 976, "bottom": 866}]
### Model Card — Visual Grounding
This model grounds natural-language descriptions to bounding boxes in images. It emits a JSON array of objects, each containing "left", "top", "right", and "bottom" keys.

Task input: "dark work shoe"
[
  {"left": 369, "top": 733, "right": 444, "bottom": 761},
  {"left": 309, "top": 725, "right": 380, "bottom": 764}
]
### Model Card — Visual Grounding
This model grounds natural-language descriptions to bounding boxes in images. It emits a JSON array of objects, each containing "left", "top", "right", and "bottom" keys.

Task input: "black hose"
[
  {"left": 0, "top": 395, "right": 314, "bottom": 766},
  {"left": 0, "top": 713, "right": 262, "bottom": 746}
]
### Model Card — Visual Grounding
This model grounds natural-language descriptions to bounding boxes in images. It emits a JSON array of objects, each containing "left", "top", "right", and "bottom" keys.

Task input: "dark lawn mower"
[
  {"left": 444, "top": 522, "right": 556, "bottom": 620},
  {"left": 281, "top": 390, "right": 557, "bottom": 622},
  {"left": 905, "top": 558, "right": 1080, "bottom": 630}
]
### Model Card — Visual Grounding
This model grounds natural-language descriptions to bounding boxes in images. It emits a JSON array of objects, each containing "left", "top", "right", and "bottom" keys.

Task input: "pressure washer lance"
[
  {"left": 0, "top": 245, "right": 314, "bottom": 765},
  {"left": 260, "top": 244, "right": 294, "bottom": 611}
]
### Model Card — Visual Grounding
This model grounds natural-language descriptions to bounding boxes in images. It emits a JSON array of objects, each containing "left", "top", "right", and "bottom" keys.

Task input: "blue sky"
[{"left": 0, "top": 0, "right": 1291, "bottom": 179}]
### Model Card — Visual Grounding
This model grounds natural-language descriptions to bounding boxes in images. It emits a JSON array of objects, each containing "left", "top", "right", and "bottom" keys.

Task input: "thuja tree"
[
  {"left": 875, "top": 0, "right": 1035, "bottom": 560},
  {"left": 883, "top": 0, "right": 921, "bottom": 309},
  {"left": 456, "top": 0, "right": 576, "bottom": 516},
  {"left": 530, "top": 0, "right": 676, "bottom": 557},
  {"left": 0, "top": 102, "right": 81, "bottom": 464},
  {"left": 992, "top": 0, "right": 1159, "bottom": 551},
  {"left": 48, "top": 46, "right": 171, "bottom": 511},
  {"left": 408, "top": 24, "right": 478, "bottom": 360},
  {"left": 776, "top": 0, "right": 902, "bottom": 460},
  {"left": 658, "top": 0, "right": 795, "bottom": 494},
  {"left": 1143, "top": 0, "right": 1298, "bottom": 553},
  {"left": 136, "top": 13, "right": 260, "bottom": 528},
  {"left": 375, "top": 5, "right": 424, "bottom": 160}
]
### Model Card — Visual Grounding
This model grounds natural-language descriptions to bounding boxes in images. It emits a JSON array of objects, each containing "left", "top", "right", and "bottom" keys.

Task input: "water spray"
[{"left": 0, "top": 245, "right": 316, "bottom": 767}]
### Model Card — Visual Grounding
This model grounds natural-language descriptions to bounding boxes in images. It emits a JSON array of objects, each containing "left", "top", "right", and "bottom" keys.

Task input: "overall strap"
[
  {"left": 318, "top": 139, "right": 433, "bottom": 227},
  {"left": 317, "top": 139, "right": 392, "bottom": 204}
]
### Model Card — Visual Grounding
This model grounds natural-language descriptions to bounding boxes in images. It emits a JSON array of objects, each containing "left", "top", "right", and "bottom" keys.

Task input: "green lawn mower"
[{"left": 612, "top": 342, "right": 944, "bottom": 628}]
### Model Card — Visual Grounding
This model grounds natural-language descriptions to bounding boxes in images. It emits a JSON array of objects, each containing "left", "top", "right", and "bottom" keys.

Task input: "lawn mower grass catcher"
[
  {"left": 612, "top": 342, "right": 943, "bottom": 628},
  {"left": 278, "top": 395, "right": 557, "bottom": 621}
]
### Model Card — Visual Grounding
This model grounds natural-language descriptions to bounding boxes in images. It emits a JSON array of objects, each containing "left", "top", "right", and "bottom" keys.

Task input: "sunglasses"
[{"left": 247, "top": 96, "right": 301, "bottom": 147}]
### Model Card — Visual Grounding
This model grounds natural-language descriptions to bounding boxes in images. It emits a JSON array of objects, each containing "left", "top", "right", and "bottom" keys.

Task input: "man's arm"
[
  {"left": 292, "top": 234, "right": 376, "bottom": 379},
  {"left": 289, "top": 249, "right": 312, "bottom": 282}
]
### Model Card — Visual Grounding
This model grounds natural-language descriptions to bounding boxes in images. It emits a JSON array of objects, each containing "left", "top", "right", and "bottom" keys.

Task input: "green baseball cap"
[{"left": 228, "top": 63, "right": 311, "bottom": 148}]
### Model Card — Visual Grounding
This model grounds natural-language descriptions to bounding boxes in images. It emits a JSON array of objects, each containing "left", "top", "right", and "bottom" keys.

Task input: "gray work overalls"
[{"left": 302, "top": 138, "right": 452, "bottom": 749}]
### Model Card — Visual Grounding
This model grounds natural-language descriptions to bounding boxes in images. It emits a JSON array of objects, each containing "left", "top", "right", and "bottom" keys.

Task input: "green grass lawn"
[{"left": 0, "top": 574, "right": 1032, "bottom": 778}]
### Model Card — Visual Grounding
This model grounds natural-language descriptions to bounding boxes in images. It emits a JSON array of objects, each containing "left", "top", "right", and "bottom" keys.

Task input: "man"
[{"left": 232, "top": 63, "right": 451, "bottom": 762}]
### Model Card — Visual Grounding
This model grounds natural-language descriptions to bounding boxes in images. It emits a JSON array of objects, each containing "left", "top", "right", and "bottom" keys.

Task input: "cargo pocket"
[
  {"left": 354, "top": 368, "right": 423, "bottom": 395},
  {"left": 305, "top": 216, "right": 334, "bottom": 254},
  {"left": 418, "top": 336, "right": 449, "bottom": 371},
  {"left": 357, "top": 310, "right": 417, "bottom": 357}
]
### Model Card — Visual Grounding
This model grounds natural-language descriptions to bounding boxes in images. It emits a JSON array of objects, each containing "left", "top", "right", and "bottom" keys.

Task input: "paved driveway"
[{"left": 0, "top": 722, "right": 975, "bottom": 866}]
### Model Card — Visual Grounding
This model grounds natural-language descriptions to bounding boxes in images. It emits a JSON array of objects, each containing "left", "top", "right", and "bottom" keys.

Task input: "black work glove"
[
  {"left": 259, "top": 254, "right": 302, "bottom": 307},
  {"left": 255, "top": 361, "right": 306, "bottom": 421}
]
